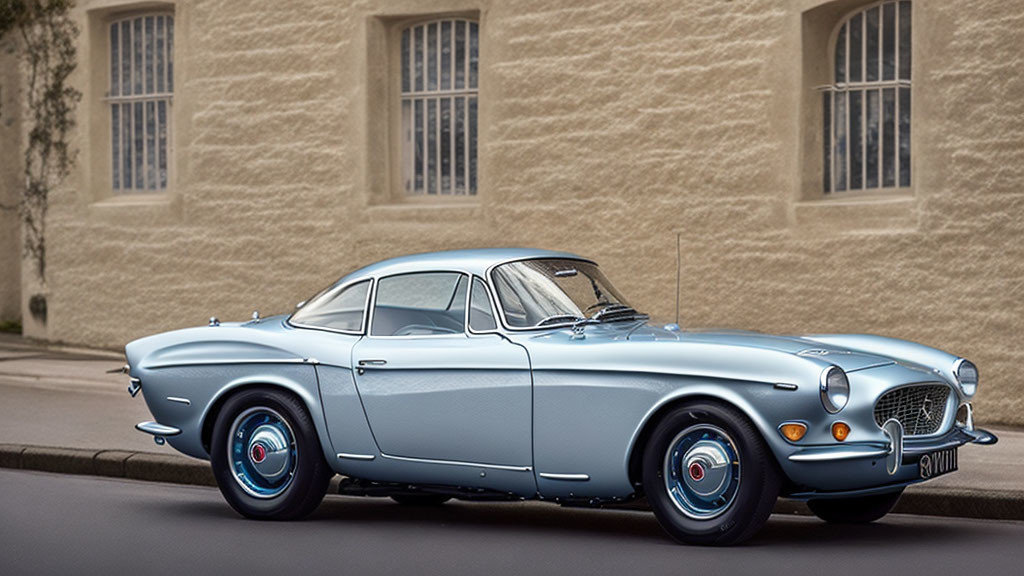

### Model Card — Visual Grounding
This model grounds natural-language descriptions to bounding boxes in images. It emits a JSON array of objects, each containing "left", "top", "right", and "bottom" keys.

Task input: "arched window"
[
  {"left": 400, "top": 19, "right": 478, "bottom": 196},
  {"left": 109, "top": 13, "right": 174, "bottom": 193},
  {"left": 823, "top": 1, "right": 910, "bottom": 193}
]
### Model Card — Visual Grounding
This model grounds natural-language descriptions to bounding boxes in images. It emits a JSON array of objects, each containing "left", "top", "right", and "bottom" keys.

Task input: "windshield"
[{"left": 490, "top": 259, "right": 643, "bottom": 329}]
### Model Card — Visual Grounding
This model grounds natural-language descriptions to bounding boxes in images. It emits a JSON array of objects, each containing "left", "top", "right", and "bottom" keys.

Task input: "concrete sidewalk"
[{"left": 1, "top": 333, "right": 1022, "bottom": 519}]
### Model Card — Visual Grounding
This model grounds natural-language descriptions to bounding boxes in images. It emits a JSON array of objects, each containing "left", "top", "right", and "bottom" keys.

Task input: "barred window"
[
  {"left": 109, "top": 14, "right": 173, "bottom": 193},
  {"left": 401, "top": 19, "right": 478, "bottom": 196},
  {"left": 823, "top": 1, "right": 910, "bottom": 193}
]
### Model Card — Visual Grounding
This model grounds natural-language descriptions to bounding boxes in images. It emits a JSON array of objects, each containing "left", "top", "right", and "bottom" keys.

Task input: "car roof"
[{"left": 340, "top": 247, "right": 591, "bottom": 284}]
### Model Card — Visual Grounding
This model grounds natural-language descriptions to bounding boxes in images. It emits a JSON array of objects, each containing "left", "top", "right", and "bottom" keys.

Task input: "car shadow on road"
[
  {"left": 309, "top": 496, "right": 983, "bottom": 547},
  {"left": 755, "top": 514, "right": 974, "bottom": 548},
  {"left": 309, "top": 496, "right": 670, "bottom": 543},
  {"left": 146, "top": 493, "right": 991, "bottom": 548}
]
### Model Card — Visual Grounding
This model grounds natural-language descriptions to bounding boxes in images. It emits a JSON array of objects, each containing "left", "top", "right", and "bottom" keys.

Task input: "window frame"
[
  {"left": 485, "top": 256, "right": 604, "bottom": 333},
  {"left": 287, "top": 279, "right": 374, "bottom": 336},
  {"left": 105, "top": 11, "right": 175, "bottom": 195},
  {"left": 821, "top": 1, "right": 912, "bottom": 195},
  {"left": 394, "top": 17, "right": 480, "bottom": 200},
  {"left": 467, "top": 275, "right": 501, "bottom": 335},
  {"left": 366, "top": 270, "right": 472, "bottom": 339}
]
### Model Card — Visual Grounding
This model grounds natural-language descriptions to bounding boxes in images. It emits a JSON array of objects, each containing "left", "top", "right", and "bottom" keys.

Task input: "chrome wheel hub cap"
[
  {"left": 664, "top": 424, "right": 741, "bottom": 519},
  {"left": 247, "top": 424, "right": 292, "bottom": 483},
  {"left": 228, "top": 407, "right": 297, "bottom": 499}
]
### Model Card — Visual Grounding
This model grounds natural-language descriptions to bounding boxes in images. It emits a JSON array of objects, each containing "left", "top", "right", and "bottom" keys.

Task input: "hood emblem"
[{"left": 920, "top": 397, "right": 934, "bottom": 421}]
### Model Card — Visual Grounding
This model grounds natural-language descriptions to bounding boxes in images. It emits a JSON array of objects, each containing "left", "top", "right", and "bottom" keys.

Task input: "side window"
[
  {"left": 371, "top": 272, "right": 467, "bottom": 336},
  {"left": 290, "top": 280, "right": 371, "bottom": 332},
  {"left": 469, "top": 277, "right": 497, "bottom": 332}
]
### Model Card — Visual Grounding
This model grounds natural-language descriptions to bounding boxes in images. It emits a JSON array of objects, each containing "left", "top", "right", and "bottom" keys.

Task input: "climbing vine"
[{"left": 0, "top": 0, "right": 80, "bottom": 284}]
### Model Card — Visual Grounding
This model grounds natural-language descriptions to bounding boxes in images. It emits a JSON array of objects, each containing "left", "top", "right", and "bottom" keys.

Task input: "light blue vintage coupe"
[{"left": 125, "top": 248, "right": 996, "bottom": 545}]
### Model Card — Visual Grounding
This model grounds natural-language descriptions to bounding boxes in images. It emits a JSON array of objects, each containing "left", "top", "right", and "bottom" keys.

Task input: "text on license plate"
[{"left": 919, "top": 448, "right": 957, "bottom": 479}]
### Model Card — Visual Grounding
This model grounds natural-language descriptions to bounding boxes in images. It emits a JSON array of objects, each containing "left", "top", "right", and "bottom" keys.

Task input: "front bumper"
[
  {"left": 787, "top": 425, "right": 998, "bottom": 464},
  {"left": 781, "top": 423, "right": 998, "bottom": 499}
]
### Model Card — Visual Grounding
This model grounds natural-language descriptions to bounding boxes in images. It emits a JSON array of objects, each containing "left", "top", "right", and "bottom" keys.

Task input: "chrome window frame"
[
  {"left": 485, "top": 256, "right": 611, "bottom": 333},
  {"left": 466, "top": 275, "right": 502, "bottom": 336},
  {"left": 286, "top": 278, "right": 374, "bottom": 336},
  {"left": 366, "top": 269, "right": 472, "bottom": 340}
]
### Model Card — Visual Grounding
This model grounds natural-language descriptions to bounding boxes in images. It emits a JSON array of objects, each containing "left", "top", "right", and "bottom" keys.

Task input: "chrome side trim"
[
  {"left": 337, "top": 452, "right": 376, "bottom": 461},
  {"left": 143, "top": 358, "right": 309, "bottom": 369},
  {"left": 538, "top": 473, "right": 590, "bottom": 481},
  {"left": 379, "top": 452, "right": 532, "bottom": 472},
  {"left": 787, "top": 445, "right": 889, "bottom": 462},
  {"left": 135, "top": 421, "right": 182, "bottom": 437},
  {"left": 773, "top": 382, "right": 798, "bottom": 391},
  {"left": 166, "top": 396, "right": 191, "bottom": 406}
]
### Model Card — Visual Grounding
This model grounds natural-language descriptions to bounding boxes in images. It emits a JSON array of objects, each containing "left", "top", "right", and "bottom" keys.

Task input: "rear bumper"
[
  {"left": 781, "top": 424, "right": 998, "bottom": 499},
  {"left": 135, "top": 421, "right": 182, "bottom": 437}
]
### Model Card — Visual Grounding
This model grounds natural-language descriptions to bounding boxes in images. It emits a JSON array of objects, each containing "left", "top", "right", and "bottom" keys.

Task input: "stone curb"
[
  {"left": 0, "top": 443, "right": 215, "bottom": 487},
  {"left": 2, "top": 442, "right": 1023, "bottom": 522}
]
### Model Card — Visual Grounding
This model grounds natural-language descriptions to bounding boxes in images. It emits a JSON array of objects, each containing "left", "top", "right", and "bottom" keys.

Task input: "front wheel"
[
  {"left": 210, "top": 388, "right": 332, "bottom": 520},
  {"left": 807, "top": 489, "right": 904, "bottom": 523},
  {"left": 641, "top": 401, "right": 781, "bottom": 545}
]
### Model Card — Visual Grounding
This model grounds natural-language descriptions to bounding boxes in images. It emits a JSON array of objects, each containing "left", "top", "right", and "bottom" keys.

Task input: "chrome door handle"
[{"left": 356, "top": 359, "right": 387, "bottom": 375}]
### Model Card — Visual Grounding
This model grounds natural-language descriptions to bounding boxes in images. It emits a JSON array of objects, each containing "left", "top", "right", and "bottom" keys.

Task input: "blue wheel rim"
[
  {"left": 228, "top": 407, "right": 297, "bottom": 499},
  {"left": 663, "top": 424, "right": 741, "bottom": 520}
]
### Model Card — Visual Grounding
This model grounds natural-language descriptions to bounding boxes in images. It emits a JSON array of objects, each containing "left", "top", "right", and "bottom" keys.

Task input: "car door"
[{"left": 351, "top": 272, "right": 533, "bottom": 467}]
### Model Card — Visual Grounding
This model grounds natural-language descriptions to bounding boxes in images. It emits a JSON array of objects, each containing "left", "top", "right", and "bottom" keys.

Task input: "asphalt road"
[{"left": 2, "top": 469, "right": 1023, "bottom": 576}]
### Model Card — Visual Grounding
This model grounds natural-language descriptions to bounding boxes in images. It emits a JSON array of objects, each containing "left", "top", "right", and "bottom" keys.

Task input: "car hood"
[{"left": 625, "top": 324, "right": 896, "bottom": 373}]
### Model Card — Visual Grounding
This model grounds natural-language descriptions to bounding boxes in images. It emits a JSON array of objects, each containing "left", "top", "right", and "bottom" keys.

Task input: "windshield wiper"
[
  {"left": 583, "top": 301, "right": 614, "bottom": 315},
  {"left": 590, "top": 303, "right": 648, "bottom": 323},
  {"left": 537, "top": 314, "right": 586, "bottom": 327}
]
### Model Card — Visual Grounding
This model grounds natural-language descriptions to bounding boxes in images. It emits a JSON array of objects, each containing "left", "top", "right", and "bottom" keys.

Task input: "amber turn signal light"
[
  {"left": 832, "top": 422, "right": 851, "bottom": 441},
  {"left": 780, "top": 423, "right": 807, "bottom": 442}
]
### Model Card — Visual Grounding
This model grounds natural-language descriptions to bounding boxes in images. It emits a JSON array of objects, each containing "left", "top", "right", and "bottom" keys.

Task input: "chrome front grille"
[{"left": 874, "top": 384, "right": 951, "bottom": 436}]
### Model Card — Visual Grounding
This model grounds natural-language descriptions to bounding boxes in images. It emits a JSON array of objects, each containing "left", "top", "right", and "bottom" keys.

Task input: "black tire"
[
  {"left": 807, "top": 489, "right": 904, "bottom": 524},
  {"left": 210, "top": 387, "right": 332, "bottom": 520},
  {"left": 641, "top": 401, "right": 781, "bottom": 546},
  {"left": 390, "top": 494, "right": 452, "bottom": 506}
]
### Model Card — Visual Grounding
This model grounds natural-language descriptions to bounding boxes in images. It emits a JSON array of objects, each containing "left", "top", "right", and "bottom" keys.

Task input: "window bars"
[
  {"left": 822, "top": 1, "right": 910, "bottom": 193},
  {"left": 108, "top": 14, "right": 173, "bottom": 193},
  {"left": 401, "top": 19, "right": 479, "bottom": 196}
]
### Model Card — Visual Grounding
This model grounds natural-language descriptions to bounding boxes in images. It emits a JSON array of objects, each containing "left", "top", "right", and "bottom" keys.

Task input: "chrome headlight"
[
  {"left": 955, "top": 359, "right": 978, "bottom": 396},
  {"left": 819, "top": 366, "right": 850, "bottom": 414}
]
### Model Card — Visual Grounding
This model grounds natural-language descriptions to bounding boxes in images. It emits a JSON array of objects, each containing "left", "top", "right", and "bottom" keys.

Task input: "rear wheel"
[
  {"left": 807, "top": 489, "right": 904, "bottom": 523},
  {"left": 390, "top": 494, "right": 452, "bottom": 506},
  {"left": 641, "top": 401, "right": 781, "bottom": 546},
  {"left": 210, "top": 388, "right": 332, "bottom": 520}
]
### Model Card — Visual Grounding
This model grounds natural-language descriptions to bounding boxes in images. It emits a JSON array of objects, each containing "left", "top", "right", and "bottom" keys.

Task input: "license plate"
[{"left": 919, "top": 448, "right": 957, "bottom": 480}]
